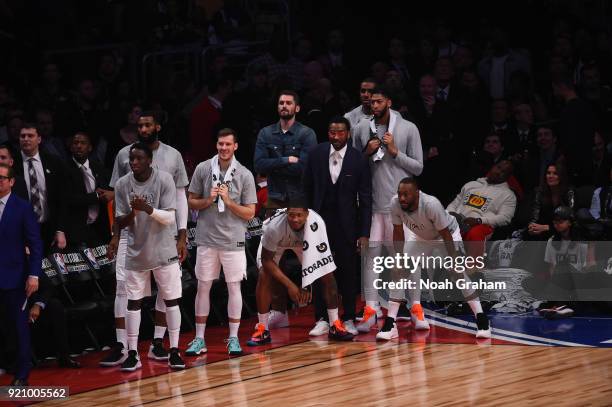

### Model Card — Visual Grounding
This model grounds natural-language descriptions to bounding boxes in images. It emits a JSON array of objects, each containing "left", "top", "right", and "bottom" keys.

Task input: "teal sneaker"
[
  {"left": 185, "top": 337, "right": 207, "bottom": 356},
  {"left": 226, "top": 337, "right": 242, "bottom": 356}
]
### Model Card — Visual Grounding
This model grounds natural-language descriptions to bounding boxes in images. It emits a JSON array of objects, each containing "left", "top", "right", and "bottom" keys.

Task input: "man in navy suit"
[
  {"left": 0, "top": 163, "right": 42, "bottom": 385},
  {"left": 303, "top": 116, "right": 372, "bottom": 336}
]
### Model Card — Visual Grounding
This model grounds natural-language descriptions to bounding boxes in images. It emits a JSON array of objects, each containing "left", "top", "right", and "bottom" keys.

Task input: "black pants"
[
  {"left": 31, "top": 298, "right": 71, "bottom": 360},
  {"left": 313, "top": 222, "right": 358, "bottom": 322}
]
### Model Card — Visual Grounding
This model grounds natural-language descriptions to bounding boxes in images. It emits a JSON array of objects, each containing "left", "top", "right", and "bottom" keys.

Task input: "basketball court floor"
[{"left": 2, "top": 304, "right": 611, "bottom": 406}]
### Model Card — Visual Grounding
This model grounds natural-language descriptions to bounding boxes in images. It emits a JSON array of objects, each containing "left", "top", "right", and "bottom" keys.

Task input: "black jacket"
[{"left": 64, "top": 157, "right": 111, "bottom": 246}]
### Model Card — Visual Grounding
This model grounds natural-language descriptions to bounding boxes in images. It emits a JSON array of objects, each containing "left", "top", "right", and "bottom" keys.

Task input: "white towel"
[
  {"left": 301, "top": 209, "right": 336, "bottom": 288},
  {"left": 369, "top": 110, "right": 397, "bottom": 162},
  {"left": 211, "top": 154, "right": 237, "bottom": 212}
]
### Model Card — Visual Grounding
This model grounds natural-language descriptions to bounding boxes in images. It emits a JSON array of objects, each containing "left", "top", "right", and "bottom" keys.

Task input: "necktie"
[
  {"left": 331, "top": 151, "right": 340, "bottom": 184},
  {"left": 0, "top": 200, "right": 4, "bottom": 222},
  {"left": 437, "top": 89, "right": 447, "bottom": 101},
  {"left": 80, "top": 165, "right": 99, "bottom": 224},
  {"left": 28, "top": 158, "right": 43, "bottom": 222}
]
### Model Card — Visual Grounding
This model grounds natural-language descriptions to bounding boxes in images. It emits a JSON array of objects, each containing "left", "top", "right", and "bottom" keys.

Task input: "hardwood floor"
[{"left": 39, "top": 341, "right": 612, "bottom": 406}]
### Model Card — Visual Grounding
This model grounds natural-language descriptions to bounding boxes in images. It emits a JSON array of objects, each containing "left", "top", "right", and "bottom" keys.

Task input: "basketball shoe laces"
[
  {"left": 412, "top": 304, "right": 425, "bottom": 321},
  {"left": 252, "top": 323, "right": 266, "bottom": 339},
  {"left": 332, "top": 320, "right": 347, "bottom": 332},
  {"left": 362, "top": 306, "right": 376, "bottom": 322}
]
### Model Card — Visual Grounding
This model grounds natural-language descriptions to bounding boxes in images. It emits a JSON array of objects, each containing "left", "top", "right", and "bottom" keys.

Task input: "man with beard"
[
  {"left": 447, "top": 160, "right": 517, "bottom": 259},
  {"left": 99, "top": 111, "right": 189, "bottom": 367},
  {"left": 254, "top": 90, "right": 317, "bottom": 210},
  {"left": 376, "top": 178, "right": 491, "bottom": 340},
  {"left": 113, "top": 143, "right": 184, "bottom": 371},
  {"left": 303, "top": 117, "right": 372, "bottom": 336},
  {"left": 185, "top": 128, "right": 257, "bottom": 356},
  {"left": 246, "top": 203, "right": 355, "bottom": 346},
  {"left": 351, "top": 87, "right": 423, "bottom": 333},
  {"left": 344, "top": 78, "right": 376, "bottom": 129}
]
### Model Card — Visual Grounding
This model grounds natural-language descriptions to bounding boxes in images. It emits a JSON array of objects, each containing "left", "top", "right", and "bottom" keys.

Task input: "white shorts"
[
  {"left": 256, "top": 244, "right": 302, "bottom": 270},
  {"left": 126, "top": 262, "right": 182, "bottom": 301},
  {"left": 195, "top": 246, "right": 247, "bottom": 283},
  {"left": 115, "top": 230, "right": 128, "bottom": 281}
]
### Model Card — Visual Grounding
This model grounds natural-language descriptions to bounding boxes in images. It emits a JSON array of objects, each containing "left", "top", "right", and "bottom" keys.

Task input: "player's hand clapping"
[
  {"left": 131, "top": 195, "right": 152, "bottom": 214},
  {"left": 288, "top": 284, "right": 311, "bottom": 305}
]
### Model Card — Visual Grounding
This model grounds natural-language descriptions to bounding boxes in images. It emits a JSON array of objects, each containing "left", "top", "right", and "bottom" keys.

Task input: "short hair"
[
  {"left": 278, "top": 89, "right": 300, "bottom": 105},
  {"left": 287, "top": 194, "right": 309, "bottom": 210},
  {"left": 328, "top": 116, "right": 351, "bottom": 132},
  {"left": 20, "top": 122, "right": 38, "bottom": 133},
  {"left": 398, "top": 177, "right": 419, "bottom": 188},
  {"left": 0, "top": 143, "right": 14, "bottom": 159},
  {"left": 361, "top": 77, "right": 377, "bottom": 85},
  {"left": 0, "top": 163, "right": 14, "bottom": 179},
  {"left": 130, "top": 142, "right": 153, "bottom": 159},
  {"left": 139, "top": 110, "right": 162, "bottom": 124},
  {"left": 73, "top": 131, "right": 92, "bottom": 143},
  {"left": 370, "top": 86, "right": 391, "bottom": 99},
  {"left": 217, "top": 128, "right": 238, "bottom": 143}
]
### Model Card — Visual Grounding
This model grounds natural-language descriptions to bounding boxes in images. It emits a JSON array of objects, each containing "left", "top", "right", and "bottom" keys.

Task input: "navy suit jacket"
[
  {"left": 303, "top": 142, "right": 372, "bottom": 243},
  {"left": 0, "top": 193, "right": 43, "bottom": 289}
]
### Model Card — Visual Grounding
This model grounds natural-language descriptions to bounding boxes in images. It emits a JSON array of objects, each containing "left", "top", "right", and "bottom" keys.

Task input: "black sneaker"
[
  {"left": 99, "top": 342, "right": 128, "bottom": 367},
  {"left": 148, "top": 338, "right": 169, "bottom": 361},
  {"left": 328, "top": 320, "right": 355, "bottom": 341},
  {"left": 396, "top": 304, "right": 411, "bottom": 321},
  {"left": 120, "top": 350, "right": 142, "bottom": 372},
  {"left": 168, "top": 348, "right": 185, "bottom": 370},
  {"left": 475, "top": 313, "right": 491, "bottom": 339}
]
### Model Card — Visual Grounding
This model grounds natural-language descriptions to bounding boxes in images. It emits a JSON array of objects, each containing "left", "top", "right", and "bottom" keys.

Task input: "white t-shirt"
[
  {"left": 390, "top": 192, "right": 458, "bottom": 240},
  {"left": 260, "top": 212, "right": 304, "bottom": 254}
]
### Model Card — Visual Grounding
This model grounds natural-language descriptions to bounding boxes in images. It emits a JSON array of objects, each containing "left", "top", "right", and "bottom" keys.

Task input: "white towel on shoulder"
[{"left": 211, "top": 154, "right": 237, "bottom": 212}]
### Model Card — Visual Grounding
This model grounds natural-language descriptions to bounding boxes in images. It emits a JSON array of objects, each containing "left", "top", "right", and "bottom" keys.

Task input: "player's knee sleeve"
[
  {"left": 227, "top": 281, "right": 242, "bottom": 320},
  {"left": 114, "top": 281, "right": 128, "bottom": 318},
  {"left": 195, "top": 280, "right": 213, "bottom": 316},
  {"left": 155, "top": 291, "right": 166, "bottom": 312}
]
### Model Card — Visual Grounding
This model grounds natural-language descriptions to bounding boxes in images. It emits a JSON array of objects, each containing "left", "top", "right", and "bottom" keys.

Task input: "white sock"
[
  {"left": 116, "top": 328, "right": 127, "bottom": 348},
  {"left": 166, "top": 305, "right": 181, "bottom": 349},
  {"left": 154, "top": 325, "right": 166, "bottom": 340},
  {"left": 229, "top": 322, "right": 240, "bottom": 338},
  {"left": 258, "top": 312, "right": 270, "bottom": 329},
  {"left": 365, "top": 301, "right": 379, "bottom": 309},
  {"left": 412, "top": 300, "right": 421, "bottom": 305},
  {"left": 195, "top": 323, "right": 206, "bottom": 339},
  {"left": 467, "top": 299, "right": 483, "bottom": 315},
  {"left": 387, "top": 301, "right": 401, "bottom": 320},
  {"left": 327, "top": 308, "right": 339, "bottom": 324},
  {"left": 126, "top": 309, "right": 141, "bottom": 351}
]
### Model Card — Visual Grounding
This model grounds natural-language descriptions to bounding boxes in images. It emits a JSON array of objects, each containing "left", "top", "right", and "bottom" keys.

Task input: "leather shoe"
[
  {"left": 58, "top": 357, "right": 81, "bottom": 369},
  {"left": 10, "top": 378, "right": 29, "bottom": 386}
]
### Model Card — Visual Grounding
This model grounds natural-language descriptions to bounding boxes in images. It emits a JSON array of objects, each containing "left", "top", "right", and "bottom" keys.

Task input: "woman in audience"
[{"left": 525, "top": 161, "right": 575, "bottom": 240}]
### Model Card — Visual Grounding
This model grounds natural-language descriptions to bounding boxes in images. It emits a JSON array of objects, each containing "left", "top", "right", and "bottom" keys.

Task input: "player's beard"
[
  {"left": 374, "top": 105, "right": 388, "bottom": 119},
  {"left": 138, "top": 130, "right": 158, "bottom": 145}
]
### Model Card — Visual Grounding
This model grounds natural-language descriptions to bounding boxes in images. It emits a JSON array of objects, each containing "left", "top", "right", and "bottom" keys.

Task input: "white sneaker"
[
  {"left": 309, "top": 319, "right": 330, "bottom": 336},
  {"left": 410, "top": 304, "right": 430, "bottom": 331},
  {"left": 268, "top": 310, "right": 289, "bottom": 328},
  {"left": 343, "top": 320, "right": 358, "bottom": 336},
  {"left": 376, "top": 318, "right": 399, "bottom": 341}
]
